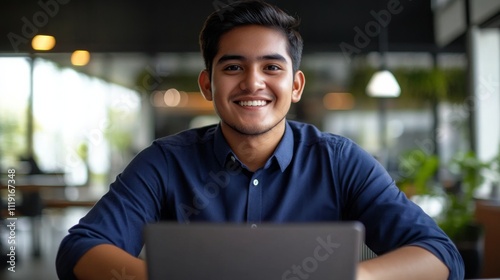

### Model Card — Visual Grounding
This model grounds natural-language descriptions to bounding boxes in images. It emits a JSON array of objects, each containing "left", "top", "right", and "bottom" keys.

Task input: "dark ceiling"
[{"left": 1, "top": 0, "right": 466, "bottom": 55}]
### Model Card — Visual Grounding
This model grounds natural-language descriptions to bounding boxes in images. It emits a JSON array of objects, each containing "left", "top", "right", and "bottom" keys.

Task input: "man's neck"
[{"left": 221, "top": 121, "right": 286, "bottom": 172}]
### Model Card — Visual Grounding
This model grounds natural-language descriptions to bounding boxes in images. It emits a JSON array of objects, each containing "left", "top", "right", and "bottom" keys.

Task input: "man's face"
[{"left": 199, "top": 25, "right": 304, "bottom": 136}]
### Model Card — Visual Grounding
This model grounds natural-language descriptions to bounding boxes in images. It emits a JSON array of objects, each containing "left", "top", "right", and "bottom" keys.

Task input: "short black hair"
[{"left": 199, "top": 0, "right": 303, "bottom": 76}]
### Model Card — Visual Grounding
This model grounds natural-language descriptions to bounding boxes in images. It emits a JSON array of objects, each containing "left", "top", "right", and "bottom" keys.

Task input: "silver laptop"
[{"left": 144, "top": 222, "right": 364, "bottom": 280}]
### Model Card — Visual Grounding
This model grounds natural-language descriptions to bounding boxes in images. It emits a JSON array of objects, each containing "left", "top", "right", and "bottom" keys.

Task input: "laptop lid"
[{"left": 144, "top": 222, "right": 364, "bottom": 280}]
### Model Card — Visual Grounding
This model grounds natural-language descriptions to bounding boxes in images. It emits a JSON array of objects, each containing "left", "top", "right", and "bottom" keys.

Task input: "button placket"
[{"left": 247, "top": 175, "right": 262, "bottom": 224}]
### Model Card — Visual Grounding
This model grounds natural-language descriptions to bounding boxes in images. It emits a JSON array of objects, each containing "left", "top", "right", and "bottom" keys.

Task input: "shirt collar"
[
  {"left": 213, "top": 121, "right": 294, "bottom": 172},
  {"left": 272, "top": 121, "right": 294, "bottom": 172},
  {"left": 214, "top": 123, "right": 234, "bottom": 168}
]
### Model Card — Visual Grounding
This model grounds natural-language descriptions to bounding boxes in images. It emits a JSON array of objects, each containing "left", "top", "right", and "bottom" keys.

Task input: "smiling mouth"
[{"left": 237, "top": 100, "right": 269, "bottom": 107}]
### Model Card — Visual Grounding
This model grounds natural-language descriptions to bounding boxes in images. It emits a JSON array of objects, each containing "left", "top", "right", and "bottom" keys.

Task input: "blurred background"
[{"left": 0, "top": 0, "right": 499, "bottom": 279}]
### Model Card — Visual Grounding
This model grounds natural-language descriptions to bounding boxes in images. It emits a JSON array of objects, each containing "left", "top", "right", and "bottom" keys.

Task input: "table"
[{"left": 1, "top": 173, "right": 66, "bottom": 257}]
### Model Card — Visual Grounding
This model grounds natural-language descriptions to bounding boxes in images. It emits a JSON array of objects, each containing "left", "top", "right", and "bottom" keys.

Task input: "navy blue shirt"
[{"left": 56, "top": 121, "right": 464, "bottom": 279}]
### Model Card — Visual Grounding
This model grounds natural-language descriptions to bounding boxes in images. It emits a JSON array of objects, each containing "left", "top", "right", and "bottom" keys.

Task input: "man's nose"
[{"left": 239, "top": 68, "right": 265, "bottom": 93}]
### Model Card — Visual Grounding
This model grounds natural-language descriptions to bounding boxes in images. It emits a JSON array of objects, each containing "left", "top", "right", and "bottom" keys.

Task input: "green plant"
[
  {"left": 397, "top": 149, "right": 440, "bottom": 197},
  {"left": 438, "top": 151, "right": 489, "bottom": 240},
  {"left": 348, "top": 66, "right": 467, "bottom": 106},
  {"left": 397, "top": 149, "right": 493, "bottom": 241}
]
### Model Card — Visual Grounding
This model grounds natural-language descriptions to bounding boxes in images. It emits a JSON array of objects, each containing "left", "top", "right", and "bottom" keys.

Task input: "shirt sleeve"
[
  {"left": 336, "top": 139, "right": 464, "bottom": 280},
  {"left": 55, "top": 142, "right": 167, "bottom": 280}
]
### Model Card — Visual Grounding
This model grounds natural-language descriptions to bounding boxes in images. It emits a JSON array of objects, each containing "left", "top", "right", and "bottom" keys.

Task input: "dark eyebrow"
[
  {"left": 216, "top": 53, "right": 287, "bottom": 65},
  {"left": 216, "top": 55, "right": 245, "bottom": 65},
  {"left": 259, "top": 54, "right": 287, "bottom": 62}
]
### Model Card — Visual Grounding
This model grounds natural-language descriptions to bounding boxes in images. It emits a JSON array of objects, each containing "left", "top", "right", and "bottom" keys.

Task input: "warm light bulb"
[
  {"left": 164, "top": 88, "right": 181, "bottom": 107},
  {"left": 31, "top": 35, "right": 56, "bottom": 51},
  {"left": 71, "top": 50, "right": 90, "bottom": 66}
]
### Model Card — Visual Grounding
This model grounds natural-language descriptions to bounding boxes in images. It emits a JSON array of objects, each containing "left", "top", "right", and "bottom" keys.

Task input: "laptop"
[{"left": 144, "top": 222, "right": 364, "bottom": 280}]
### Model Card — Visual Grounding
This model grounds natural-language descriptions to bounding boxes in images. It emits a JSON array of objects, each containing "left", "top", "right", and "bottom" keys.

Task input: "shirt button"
[
  {"left": 253, "top": 179, "right": 259, "bottom": 186},
  {"left": 251, "top": 224, "right": 258, "bottom": 228},
  {"left": 231, "top": 156, "right": 235, "bottom": 162}
]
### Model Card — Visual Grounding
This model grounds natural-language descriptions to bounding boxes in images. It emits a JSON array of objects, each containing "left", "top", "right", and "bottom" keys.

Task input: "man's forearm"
[
  {"left": 74, "top": 244, "right": 147, "bottom": 280},
  {"left": 357, "top": 245, "right": 449, "bottom": 280}
]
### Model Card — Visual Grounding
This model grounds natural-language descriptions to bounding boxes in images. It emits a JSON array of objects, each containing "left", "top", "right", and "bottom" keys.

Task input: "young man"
[{"left": 56, "top": 1, "right": 464, "bottom": 279}]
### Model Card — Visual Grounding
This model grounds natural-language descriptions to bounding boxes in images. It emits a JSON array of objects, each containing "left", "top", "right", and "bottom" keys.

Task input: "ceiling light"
[
  {"left": 71, "top": 50, "right": 90, "bottom": 66},
  {"left": 31, "top": 35, "right": 56, "bottom": 51},
  {"left": 366, "top": 70, "right": 401, "bottom": 98}
]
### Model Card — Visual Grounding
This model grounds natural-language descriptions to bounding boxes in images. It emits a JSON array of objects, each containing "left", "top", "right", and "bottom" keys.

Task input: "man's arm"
[
  {"left": 73, "top": 244, "right": 147, "bottom": 280},
  {"left": 56, "top": 144, "right": 167, "bottom": 279},
  {"left": 337, "top": 140, "right": 463, "bottom": 279},
  {"left": 357, "top": 246, "right": 449, "bottom": 280}
]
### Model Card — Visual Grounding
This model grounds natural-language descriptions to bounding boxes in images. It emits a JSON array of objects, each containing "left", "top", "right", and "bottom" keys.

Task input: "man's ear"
[
  {"left": 291, "top": 70, "right": 306, "bottom": 103},
  {"left": 198, "top": 70, "right": 213, "bottom": 101}
]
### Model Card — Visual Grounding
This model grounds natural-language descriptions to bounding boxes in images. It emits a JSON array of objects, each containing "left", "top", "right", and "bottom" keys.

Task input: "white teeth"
[{"left": 238, "top": 100, "right": 267, "bottom": 107}]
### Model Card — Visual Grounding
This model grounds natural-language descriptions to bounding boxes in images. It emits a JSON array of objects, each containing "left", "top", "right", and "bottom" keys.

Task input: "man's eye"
[
  {"left": 224, "top": 65, "right": 242, "bottom": 71},
  {"left": 265, "top": 65, "right": 281, "bottom": 71}
]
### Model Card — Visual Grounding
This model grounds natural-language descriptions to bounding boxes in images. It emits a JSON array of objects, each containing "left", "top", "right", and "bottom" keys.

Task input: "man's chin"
[
  {"left": 223, "top": 118, "right": 285, "bottom": 137},
  {"left": 224, "top": 122, "right": 272, "bottom": 136}
]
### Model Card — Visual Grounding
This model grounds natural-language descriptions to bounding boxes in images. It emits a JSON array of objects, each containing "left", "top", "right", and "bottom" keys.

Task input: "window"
[{"left": 0, "top": 57, "right": 141, "bottom": 190}]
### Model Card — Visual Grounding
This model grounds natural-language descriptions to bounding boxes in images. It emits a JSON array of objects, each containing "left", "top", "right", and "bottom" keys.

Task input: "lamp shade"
[{"left": 366, "top": 70, "right": 401, "bottom": 98}]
